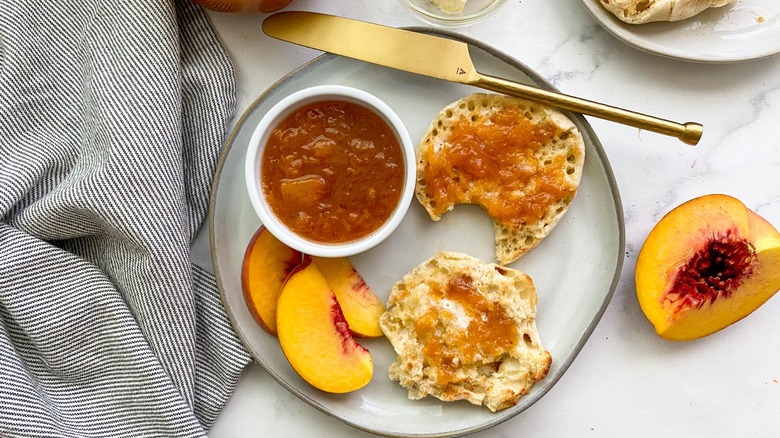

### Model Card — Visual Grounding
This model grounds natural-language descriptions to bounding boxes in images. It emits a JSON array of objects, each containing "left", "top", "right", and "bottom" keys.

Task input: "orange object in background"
[{"left": 193, "top": 0, "right": 294, "bottom": 13}]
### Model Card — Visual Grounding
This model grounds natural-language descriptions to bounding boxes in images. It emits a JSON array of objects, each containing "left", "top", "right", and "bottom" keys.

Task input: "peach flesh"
[
  {"left": 276, "top": 258, "right": 373, "bottom": 393},
  {"left": 241, "top": 226, "right": 302, "bottom": 335},
  {"left": 636, "top": 194, "right": 780, "bottom": 341},
  {"left": 312, "top": 256, "right": 386, "bottom": 338},
  {"left": 665, "top": 231, "right": 754, "bottom": 313}
]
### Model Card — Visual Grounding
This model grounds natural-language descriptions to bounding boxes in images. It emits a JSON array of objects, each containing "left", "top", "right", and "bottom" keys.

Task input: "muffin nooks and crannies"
[
  {"left": 598, "top": 0, "right": 735, "bottom": 24},
  {"left": 415, "top": 93, "right": 584, "bottom": 265},
  {"left": 379, "top": 251, "right": 552, "bottom": 412}
]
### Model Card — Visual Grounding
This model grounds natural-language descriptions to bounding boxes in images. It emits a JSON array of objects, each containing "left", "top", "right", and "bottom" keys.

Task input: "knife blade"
[{"left": 262, "top": 11, "right": 702, "bottom": 145}]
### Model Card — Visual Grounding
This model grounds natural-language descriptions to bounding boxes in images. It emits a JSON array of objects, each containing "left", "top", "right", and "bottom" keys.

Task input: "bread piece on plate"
[
  {"left": 598, "top": 0, "right": 734, "bottom": 24},
  {"left": 379, "top": 251, "right": 552, "bottom": 412},
  {"left": 416, "top": 93, "right": 584, "bottom": 265}
]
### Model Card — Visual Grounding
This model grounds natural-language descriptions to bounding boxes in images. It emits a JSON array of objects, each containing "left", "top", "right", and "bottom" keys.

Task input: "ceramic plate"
[
  {"left": 210, "top": 29, "right": 624, "bottom": 437},
  {"left": 581, "top": 0, "right": 780, "bottom": 63}
]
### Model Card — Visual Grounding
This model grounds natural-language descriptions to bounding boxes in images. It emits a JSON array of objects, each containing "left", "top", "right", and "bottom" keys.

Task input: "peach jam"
[
  {"left": 423, "top": 106, "right": 574, "bottom": 228},
  {"left": 413, "top": 274, "right": 518, "bottom": 385},
  {"left": 261, "top": 100, "right": 405, "bottom": 243}
]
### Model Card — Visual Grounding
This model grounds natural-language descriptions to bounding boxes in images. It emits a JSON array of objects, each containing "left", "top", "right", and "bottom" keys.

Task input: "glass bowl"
[{"left": 398, "top": 0, "right": 508, "bottom": 27}]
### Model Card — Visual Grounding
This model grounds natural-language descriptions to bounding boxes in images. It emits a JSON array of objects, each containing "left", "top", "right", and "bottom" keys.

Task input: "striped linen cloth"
[{"left": 0, "top": 0, "right": 251, "bottom": 436}]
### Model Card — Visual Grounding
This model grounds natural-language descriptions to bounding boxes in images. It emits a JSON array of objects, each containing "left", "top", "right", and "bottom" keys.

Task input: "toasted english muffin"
[
  {"left": 598, "top": 0, "right": 734, "bottom": 24},
  {"left": 415, "top": 93, "right": 584, "bottom": 265},
  {"left": 379, "top": 251, "right": 551, "bottom": 412}
]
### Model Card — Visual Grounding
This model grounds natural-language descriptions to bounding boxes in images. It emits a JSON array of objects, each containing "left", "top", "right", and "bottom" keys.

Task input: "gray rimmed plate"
[{"left": 209, "top": 29, "right": 625, "bottom": 437}]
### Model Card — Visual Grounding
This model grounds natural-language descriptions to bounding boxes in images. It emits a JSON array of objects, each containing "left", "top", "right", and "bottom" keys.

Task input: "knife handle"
[{"left": 475, "top": 74, "right": 703, "bottom": 145}]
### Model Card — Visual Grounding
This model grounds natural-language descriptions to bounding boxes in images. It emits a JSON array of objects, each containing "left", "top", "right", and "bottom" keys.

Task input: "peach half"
[
  {"left": 635, "top": 194, "right": 780, "bottom": 341},
  {"left": 312, "top": 256, "right": 386, "bottom": 338},
  {"left": 276, "top": 257, "right": 374, "bottom": 393},
  {"left": 242, "top": 226, "right": 303, "bottom": 335}
]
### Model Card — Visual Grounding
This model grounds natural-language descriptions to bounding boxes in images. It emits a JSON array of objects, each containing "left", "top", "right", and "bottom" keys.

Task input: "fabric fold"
[{"left": 0, "top": 0, "right": 251, "bottom": 436}]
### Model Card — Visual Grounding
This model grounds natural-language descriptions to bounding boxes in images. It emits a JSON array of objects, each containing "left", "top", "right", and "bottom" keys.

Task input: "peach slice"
[
  {"left": 276, "top": 257, "right": 374, "bottom": 393},
  {"left": 635, "top": 194, "right": 780, "bottom": 341},
  {"left": 242, "top": 226, "right": 303, "bottom": 335},
  {"left": 279, "top": 175, "right": 329, "bottom": 208},
  {"left": 312, "top": 256, "right": 386, "bottom": 338}
]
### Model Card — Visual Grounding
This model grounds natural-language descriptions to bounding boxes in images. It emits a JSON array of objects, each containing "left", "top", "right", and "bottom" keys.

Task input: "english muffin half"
[
  {"left": 416, "top": 93, "right": 584, "bottom": 265},
  {"left": 598, "top": 0, "right": 734, "bottom": 24},
  {"left": 379, "top": 251, "right": 551, "bottom": 412}
]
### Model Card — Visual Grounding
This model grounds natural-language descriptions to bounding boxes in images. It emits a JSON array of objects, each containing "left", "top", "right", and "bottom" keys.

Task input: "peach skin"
[
  {"left": 312, "top": 256, "right": 386, "bottom": 338},
  {"left": 241, "top": 226, "right": 303, "bottom": 335}
]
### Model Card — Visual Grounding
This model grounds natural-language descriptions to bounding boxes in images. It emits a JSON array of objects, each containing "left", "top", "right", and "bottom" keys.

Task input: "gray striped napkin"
[{"left": 0, "top": 0, "right": 251, "bottom": 436}]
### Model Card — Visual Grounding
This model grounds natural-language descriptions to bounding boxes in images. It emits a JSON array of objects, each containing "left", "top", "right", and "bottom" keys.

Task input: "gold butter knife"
[{"left": 262, "top": 11, "right": 703, "bottom": 145}]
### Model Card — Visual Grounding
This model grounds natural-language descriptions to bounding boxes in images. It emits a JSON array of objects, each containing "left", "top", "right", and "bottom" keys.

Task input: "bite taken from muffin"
[{"left": 415, "top": 93, "right": 584, "bottom": 265}]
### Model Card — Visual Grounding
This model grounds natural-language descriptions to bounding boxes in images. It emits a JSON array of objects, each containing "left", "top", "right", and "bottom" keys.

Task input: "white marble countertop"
[{"left": 201, "top": 1, "right": 780, "bottom": 436}]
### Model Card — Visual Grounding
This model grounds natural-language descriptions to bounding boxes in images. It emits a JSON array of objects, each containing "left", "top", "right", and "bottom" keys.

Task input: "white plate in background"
[{"left": 581, "top": 0, "right": 780, "bottom": 63}]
